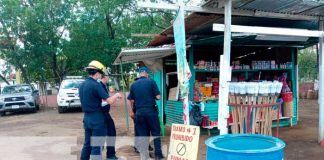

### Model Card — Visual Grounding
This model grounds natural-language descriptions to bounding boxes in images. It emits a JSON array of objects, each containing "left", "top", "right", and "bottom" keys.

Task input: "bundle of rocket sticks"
[{"left": 228, "top": 81, "right": 283, "bottom": 136}]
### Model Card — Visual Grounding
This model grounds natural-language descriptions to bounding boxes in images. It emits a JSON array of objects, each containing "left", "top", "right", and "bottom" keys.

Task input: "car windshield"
[
  {"left": 2, "top": 85, "right": 32, "bottom": 94},
  {"left": 61, "top": 80, "right": 83, "bottom": 89}
]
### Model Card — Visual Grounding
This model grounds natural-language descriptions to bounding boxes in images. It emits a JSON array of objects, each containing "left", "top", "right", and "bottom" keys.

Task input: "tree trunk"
[
  {"left": 58, "top": 71, "right": 66, "bottom": 84},
  {"left": 18, "top": 65, "right": 30, "bottom": 84},
  {"left": 51, "top": 52, "right": 60, "bottom": 84},
  {"left": 15, "top": 60, "right": 30, "bottom": 84},
  {"left": 0, "top": 74, "right": 10, "bottom": 85},
  {"left": 105, "top": 13, "right": 115, "bottom": 39},
  {"left": 123, "top": 74, "right": 129, "bottom": 90}
]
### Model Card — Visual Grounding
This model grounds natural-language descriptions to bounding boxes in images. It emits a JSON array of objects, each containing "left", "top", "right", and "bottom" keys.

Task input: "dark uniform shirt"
[
  {"left": 79, "top": 77, "right": 109, "bottom": 113},
  {"left": 127, "top": 76, "right": 160, "bottom": 114},
  {"left": 100, "top": 82, "right": 111, "bottom": 113}
]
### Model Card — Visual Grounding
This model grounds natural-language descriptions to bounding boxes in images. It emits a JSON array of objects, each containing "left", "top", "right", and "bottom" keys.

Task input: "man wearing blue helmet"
[{"left": 127, "top": 66, "right": 164, "bottom": 160}]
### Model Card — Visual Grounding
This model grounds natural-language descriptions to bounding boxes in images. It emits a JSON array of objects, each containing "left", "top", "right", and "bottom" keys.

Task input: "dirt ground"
[{"left": 0, "top": 98, "right": 323, "bottom": 160}]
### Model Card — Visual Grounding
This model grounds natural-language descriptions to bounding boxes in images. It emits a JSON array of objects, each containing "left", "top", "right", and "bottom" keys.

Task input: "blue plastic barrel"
[{"left": 205, "top": 134, "right": 285, "bottom": 160}]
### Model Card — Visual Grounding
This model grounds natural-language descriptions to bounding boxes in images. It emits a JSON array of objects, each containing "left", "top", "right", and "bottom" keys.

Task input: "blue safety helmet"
[{"left": 138, "top": 66, "right": 149, "bottom": 73}]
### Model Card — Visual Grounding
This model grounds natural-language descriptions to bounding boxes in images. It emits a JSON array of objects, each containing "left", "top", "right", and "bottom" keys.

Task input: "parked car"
[
  {"left": 0, "top": 84, "right": 39, "bottom": 116},
  {"left": 57, "top": 76, "right": 84, "bottom": 113}
]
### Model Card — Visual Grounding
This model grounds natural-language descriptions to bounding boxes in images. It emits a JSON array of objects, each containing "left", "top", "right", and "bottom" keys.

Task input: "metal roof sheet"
[
  {"left": 204, "top": 0, "right": 324, "bottom": 16},
  {"left": 148, "top": 14, "right": 320, "bottom": 46},
  {"left": 148, "top": 13, "right": 221, "bottom": 46},
  {"left": 302, "top": 5, "right": 324, "bottom": 15},
  {"left": 147, "top": 0, "right": 323, "bottom": 47},
  {"left": 113, "top": 47, "right": 176, "bottom": 65}
]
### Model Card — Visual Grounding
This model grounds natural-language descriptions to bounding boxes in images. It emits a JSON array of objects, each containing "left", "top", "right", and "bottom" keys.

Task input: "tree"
[
  {"left": 25, "top": 0, "right": 77, "bottom": 83},
  {"left": 298, "top": 47, "right": 318, "bottom": 82},
  {"left": 0, "top": 0, "right": 177, "bottom": 85},
  {"left": 0, "top": 0, "right": 77, "bottom": 84},
  {"left": 0, "top": 60, "right": 11, "bottom": 84},
  {"left": 63, "top": 0, "right": 174, "bottom": 88},
  {"left": 0, "top": 0, "right": 32, "bottom": 83}
]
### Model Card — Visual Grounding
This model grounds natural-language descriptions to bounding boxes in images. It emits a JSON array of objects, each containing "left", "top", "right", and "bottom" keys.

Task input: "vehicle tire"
[
  {"left": 31, "top": 108, "right": 37, "bottom": 113},
  {"left": 0, "top": 112, "right": 5, "bottom": 116},
  {"left": 35, "top": 103, "right": 40, "bottom": 111},
  {"left": 58, "top": 106, "right": 65, "bottom": 113}
]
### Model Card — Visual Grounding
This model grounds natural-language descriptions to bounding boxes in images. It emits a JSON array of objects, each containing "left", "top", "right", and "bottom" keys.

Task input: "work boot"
[
  {"left": 149, "top": 152, "right": 165, "bottom": 160},
  {"left": 106, "top": 155, "right": 118, "bottom": 160},
  {"left": 154, "top": 154, "right": 165, "bottom": 160},
  {"left": 140, "top": 151, "right": 150, "bottom": 160},
  {"left": 133, "top": 146, "right": 140, "bottom": 153},
  {"left": 148, "top": 145, "right": 154, "bottom": 151},
  {"left": 149, "top": 152, "right": 154, "bottom": 158}
]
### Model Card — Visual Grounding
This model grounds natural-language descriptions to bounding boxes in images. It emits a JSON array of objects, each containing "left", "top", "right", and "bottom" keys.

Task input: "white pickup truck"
[{"left": 57, "top": 76, "right": 84, "bottom": 113}]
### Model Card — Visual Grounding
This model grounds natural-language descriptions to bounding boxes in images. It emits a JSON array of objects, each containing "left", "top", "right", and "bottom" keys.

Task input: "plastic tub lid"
[{"left": 205, "top": 134, "right": 285, "bottom": 154}]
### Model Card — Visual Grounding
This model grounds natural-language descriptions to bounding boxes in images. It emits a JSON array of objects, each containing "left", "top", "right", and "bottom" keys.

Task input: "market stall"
[
  {"left": 115, "top": 1, "right": 324, "bottom": 139},
  {"left": 163, "top": 44, "right": 298, "bottom": 130},
  {"left": 145, "top": 14, "right": 322, "bottom": 136},
  {"left": 114, "top": 19, "right": 320, "bottom": 136}
]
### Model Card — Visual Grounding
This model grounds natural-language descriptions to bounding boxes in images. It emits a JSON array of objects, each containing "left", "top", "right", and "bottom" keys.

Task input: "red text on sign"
[
  {"left": 171, "top": 155, "right": 188, "bottom": 160},
  {"left": 172, "top": 134, "right": 193, "bottom": 142}
]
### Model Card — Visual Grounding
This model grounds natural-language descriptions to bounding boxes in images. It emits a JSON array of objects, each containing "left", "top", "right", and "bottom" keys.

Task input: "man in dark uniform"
[
  {"left": 99, "top": 71, "right": 118, "bottom": 159},
  {"left": 128, "top": 77, "right": 154, "bottom": 154},
  {"left": 127, "top": 67, "right": 164, "bottom": 160},
  {"left": 79, "top": 60, "right": 121, "bottom": 160}
]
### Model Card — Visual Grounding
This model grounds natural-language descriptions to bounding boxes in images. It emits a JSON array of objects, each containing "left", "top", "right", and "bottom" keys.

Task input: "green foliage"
[
  {"left": 0, "top": 0, "right": 77, "bottom": 83},
  {"left": 298, "top": 47, "right": 318, "bottom": 82},
  {"left": 0, "top": 0, "right": 175, "bottom": 84}
]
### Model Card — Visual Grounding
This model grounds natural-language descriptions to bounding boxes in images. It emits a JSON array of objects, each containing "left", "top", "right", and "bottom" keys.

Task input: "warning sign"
[{"left": 167, "top": 124, "right": 200, "bottom": 160}]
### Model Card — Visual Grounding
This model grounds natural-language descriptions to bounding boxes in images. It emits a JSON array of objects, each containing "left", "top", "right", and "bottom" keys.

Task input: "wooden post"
[
  {"left": 218, "top": 0, "right": 232, "bottom": 135},
  {"left": 319, "top": 20, "right": 324, "bottom": 145},
  {"left": 159, "top": 68, "right": 165, "bottom": 137},
  {"left": 119, "top": 57, "right": 130, "bottom": 132},
  {"left": 189, "top": 46, "right": 195, "bottom": 101},
  {"left": 291, "top": 49, "right": 297, "bottom": 124}
]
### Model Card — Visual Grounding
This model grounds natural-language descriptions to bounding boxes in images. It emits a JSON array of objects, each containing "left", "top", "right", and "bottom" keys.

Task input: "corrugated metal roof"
[
  {"left": 302, "top": 5, "right": 324, "bottom": 15},
  {"left": 148, "top": 13, "right": 222, "bottom": 46},
  {"left": 148, "top": 13, "right": 320, "bottom": 46},
  {"left": 147, "top": 0, "right": 323, "bottom": 47},
  {"left": 113, "top": 47, "right": 176, "bottom": 65},
  {"left": 204, "top": 0, "right": 324, "bottom": 16}
]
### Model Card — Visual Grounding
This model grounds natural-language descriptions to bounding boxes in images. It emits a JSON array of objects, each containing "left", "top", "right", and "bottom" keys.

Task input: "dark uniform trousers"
[
  {"left": 100, "top": 82, "right": 117, "bottom": 158},
  {"left": 135, "top": 107, "right": 162, "bottom": 157},
  {"left": 104, "top": 111, "right": 116, "bottom": 158},
  {"left": 81, "top": 112, "right": 107, "bottom": 160}
]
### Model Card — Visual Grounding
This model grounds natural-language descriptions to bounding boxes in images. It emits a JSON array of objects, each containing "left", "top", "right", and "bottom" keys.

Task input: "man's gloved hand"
[{"left": 114, "top": 93, "right": 122, "bottom": 99}]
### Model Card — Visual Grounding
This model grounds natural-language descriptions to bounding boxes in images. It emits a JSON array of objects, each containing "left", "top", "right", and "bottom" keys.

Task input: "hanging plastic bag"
[{"left": 189, "top": 104, "right": 203, "bottom": 126}]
